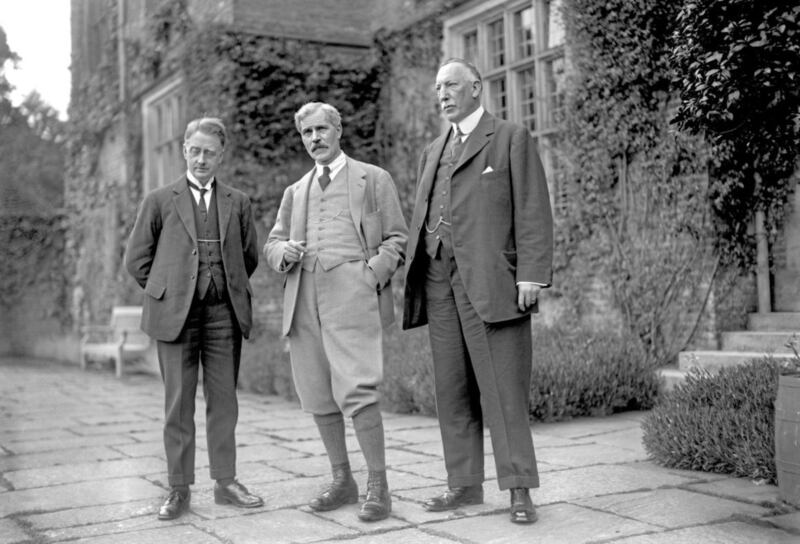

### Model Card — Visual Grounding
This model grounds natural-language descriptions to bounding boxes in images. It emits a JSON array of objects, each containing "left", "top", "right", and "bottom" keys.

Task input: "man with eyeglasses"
[{"left": 126, "top": 117, "right": 263, "bottom": 520}]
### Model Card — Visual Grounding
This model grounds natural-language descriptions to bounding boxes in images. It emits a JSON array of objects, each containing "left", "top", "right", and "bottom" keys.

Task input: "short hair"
[
  {"left": 294, "top": 102, "right": 342, "bottom": 132},
  {"left": 440, "top": 58, "right": 483, "bottom": 85},
  {"left": 184, "top": 117, "right": 227, "bottom": 148}
]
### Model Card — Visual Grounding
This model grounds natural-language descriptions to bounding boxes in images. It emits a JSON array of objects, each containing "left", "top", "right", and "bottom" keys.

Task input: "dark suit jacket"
[
  {"left": 125, "top": 177, "right": 259, "bottom": 342},
  {"left": 403, "top": 112, "right": 553, "bottom": 329}
]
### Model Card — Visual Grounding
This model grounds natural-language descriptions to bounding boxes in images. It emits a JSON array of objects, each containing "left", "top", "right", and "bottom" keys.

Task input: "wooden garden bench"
[{"left": 80, "top": 306, "right": 152, "bottom": 378}]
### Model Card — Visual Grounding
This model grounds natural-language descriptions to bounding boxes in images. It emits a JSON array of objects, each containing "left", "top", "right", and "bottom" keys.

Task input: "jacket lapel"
[
  {"left": 347, "top": 157, "right": 366, "bottom": 241},
  {"left": 215, "top": 180, "right": 233, "bottom": 244},
  {"left": 291, "top": 169, "right": 314, "bottom": 243},
  {"left": 413, "top": 134, "right": 448, "bottom": 226},
  {"left": 172, "top": 178, "right": 197, "bottom": 244},
  {"left": 454, "top": 112, "right": 494, "bottom": 174}
]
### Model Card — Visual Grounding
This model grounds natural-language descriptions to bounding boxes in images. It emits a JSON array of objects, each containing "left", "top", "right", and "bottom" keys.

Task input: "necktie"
[
  {"left": 451, "top": 126, "right": 465, "bottom": 161},
  {"left": 318, "top": 166, "right": 331, "bottom": 191},
  {"left": 189, "top": 183, "right": 208, "bottom": 214}
]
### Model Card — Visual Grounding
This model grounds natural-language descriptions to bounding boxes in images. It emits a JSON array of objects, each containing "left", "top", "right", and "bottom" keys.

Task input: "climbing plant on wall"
[{"left": 558, "top": 0, "right": 719, "bottom": 364}]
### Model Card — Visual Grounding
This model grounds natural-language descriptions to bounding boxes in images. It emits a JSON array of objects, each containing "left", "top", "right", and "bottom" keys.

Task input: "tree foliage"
[
  {"left": 0, "top": 25, "right": 67, "bottom": 314},
  {"left": 672, "top": 0, "right": 800, "bottom": 263}
]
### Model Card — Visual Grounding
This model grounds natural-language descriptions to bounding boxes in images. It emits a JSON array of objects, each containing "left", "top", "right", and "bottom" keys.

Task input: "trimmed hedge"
[
  {"left": 530, "top": 325, "right": 659, "bottom": 422},
  {"left": 642, "top": 359, "right": 778, "bottom": 483}
]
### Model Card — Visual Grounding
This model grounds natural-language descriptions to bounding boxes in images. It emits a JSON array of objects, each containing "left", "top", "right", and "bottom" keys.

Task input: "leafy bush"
[
  {"left": 642, "top": 359, "right": 778, "bottom": 482},
  {"left": 530, "top": 324, "right": 659, "bottom": 422}
]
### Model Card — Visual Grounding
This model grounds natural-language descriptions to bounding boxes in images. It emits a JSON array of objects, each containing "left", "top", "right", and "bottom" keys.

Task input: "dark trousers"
[
  {"left": 424, "top": 244, "right": 539, "bottom": 490},
  {"left": 156, "top": 287, "right": 241, "bottom": 487}
]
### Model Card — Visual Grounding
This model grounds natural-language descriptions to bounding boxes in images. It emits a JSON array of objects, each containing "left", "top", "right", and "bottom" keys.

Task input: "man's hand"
[
  {"left": 283, "top": 240, "right": 307, "bottom": 264},
  {"left": 517, "top": 282, "right": 541, "bottom": 312}
]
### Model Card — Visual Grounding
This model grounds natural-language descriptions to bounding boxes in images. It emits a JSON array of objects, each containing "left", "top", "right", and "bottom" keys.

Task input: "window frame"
[
  {"left": 141, "top": 76, "right": 187, "bottom": 193},
  {"left": 443, "top": 0, "right": 568, "bottom": 212}
]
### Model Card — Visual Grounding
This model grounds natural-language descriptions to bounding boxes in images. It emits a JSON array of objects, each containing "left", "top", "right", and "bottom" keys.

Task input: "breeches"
[
  {"left": 156, "top": 290, "right": 241, "bottom": 486},
  {"left": 289, "top": 260, "right": 383, "bottom": 417},
  {"left": 424, "top": 245, "right": 539, "bottom": 490}
]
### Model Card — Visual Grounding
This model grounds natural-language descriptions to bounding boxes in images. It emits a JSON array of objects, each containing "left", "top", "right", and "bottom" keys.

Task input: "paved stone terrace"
[{"left": 1, "top": 356, "right": 799, "bottom": 543}]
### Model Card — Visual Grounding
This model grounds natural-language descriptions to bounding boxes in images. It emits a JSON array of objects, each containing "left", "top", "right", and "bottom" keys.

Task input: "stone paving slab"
[
  {"left": 0, "top": 477, "right": 165, "bottom": 516},
  {"left": 2, "top": 357, "right": 799, "bottom": 543},
  {"left": 684, "top": 476, "right": 783, "bottom": 506},
  {"left": 0, "top": 445, "right": 125, "bottom": 472},
  {"left": 0, "top": 517, "right": 29, "bottom": 544},
  {"left": 195, "top": 508, "right": 360, "bottom": 543},
  {"left": 6, "top": 456, "right": 165, "bottom": 489},
  {"left": 610, "top": 521, "right": 798, "bottom": 543},
  {"left": 22, "top": 497, "right": 158, "bottom": 530},
  {"left": 535, "top": 442, "right": 649, "bottom": 468},
  {"left": 574, "top": 488, "right": 771, "bottom": 529},
  {"left": 432, "top": 502, "right": 660, "bottom": 544},
  {"left": 65, "top": 524, "right": 224, "bottom": 544}
]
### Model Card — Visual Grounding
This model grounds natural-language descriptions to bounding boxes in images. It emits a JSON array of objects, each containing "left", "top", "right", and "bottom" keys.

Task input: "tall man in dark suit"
[
  {"left": 403, "top": 59, "right": 553, "bottom": 524},
  {"left": 126, "top": 117, "right": 263, "bottom": 520},
  {"left": 265, "top": 102, "right": 407, "bottom": 522}
]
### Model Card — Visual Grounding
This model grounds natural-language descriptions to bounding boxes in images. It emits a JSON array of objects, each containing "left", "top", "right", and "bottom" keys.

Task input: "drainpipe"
[{"left": 755, "top": 208, "right": 771, "bottom": 313}]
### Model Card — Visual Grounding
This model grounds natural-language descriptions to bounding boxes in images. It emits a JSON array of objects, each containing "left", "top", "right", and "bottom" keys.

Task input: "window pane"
[
  {"left": 546, "top": 0, "right": 565, "bottom": 48},
  {"left": 518, "top": 66, "right": 536, "bottom": 132},
  {"left": 463, "top": 30, "right": 478, "bottom": 65},
  {"left": 488, "top": 19, "right": 505, "bottom": 68},
  {"left": 544, "top": 56, "right": 566, "bottom": 127},
  {"left": 514, "top": 7, "right": 535, "bottom": 59},
  {"left": 488, "top": 77, "right": 507, "bottom": 120}
]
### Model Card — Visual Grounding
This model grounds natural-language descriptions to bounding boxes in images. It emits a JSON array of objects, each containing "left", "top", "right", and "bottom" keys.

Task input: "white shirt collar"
[
  {"left": 314, "top": 151, "right": 346, "bottom": 180},
  {"left": 452, "top": 106, "right": 484, "bottom": 139},
  {"left": 187, "top": 171, "right": 215, "bottom": 191}
]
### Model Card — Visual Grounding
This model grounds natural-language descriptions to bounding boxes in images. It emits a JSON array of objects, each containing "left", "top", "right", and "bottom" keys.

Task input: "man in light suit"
[
  {"left": 403, "top": 59, "right": 553, "bottom": 524},
  {"left": 126, "top": 117, "right": 263, "bottom": 520},
  {"left": 265, "top": 102, "right": 407, "bottom": 522}
]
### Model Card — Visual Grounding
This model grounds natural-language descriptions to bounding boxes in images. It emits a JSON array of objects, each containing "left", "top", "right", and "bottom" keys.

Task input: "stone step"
[
  {"left": 748, "top": 312, "right": 800, "bottom": 332},
  {"left": 720, "top": 331, "right": 799, "bottom": 353},
  {"left": 678, "top": 350, "right": 794, "bottom": 371}
]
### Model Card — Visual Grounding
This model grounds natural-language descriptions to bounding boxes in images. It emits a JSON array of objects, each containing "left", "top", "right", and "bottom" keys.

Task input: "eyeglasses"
[{"left": 185, "top": 146, "right": 220, "bottom": 159}]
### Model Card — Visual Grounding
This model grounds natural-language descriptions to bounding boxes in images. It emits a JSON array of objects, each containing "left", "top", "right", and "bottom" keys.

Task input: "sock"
[
  {"left": 352, "top": 403, "right": 386, "bottom": 472},
  {"left": 314, "top": 412, "right": 349, "bottom": 467}
]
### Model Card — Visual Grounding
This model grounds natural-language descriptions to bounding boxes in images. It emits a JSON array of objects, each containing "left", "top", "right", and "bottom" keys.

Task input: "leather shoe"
[
  {"left": 358, "top": 470, "right": 391, "bottom": 522},
  {"left": 510, "top": 487, "right": 537, "bottom": 524},
  {"left": 310, "top": 463, "right": 359, "bottom": 512},
  {"left": 423, "top": 485, "right": 483, "bottom": 512},
  {"left": 214, "top": 480, "right": 264, "bottom": 508},
  {"left": 158, "top": 488, "right": 190, "bottom": 520}
]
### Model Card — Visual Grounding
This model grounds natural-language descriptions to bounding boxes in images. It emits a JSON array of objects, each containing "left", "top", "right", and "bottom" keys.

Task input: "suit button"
[
  {"left": 191, "top": 274, "right": 195, "bottom": 280},
  {"left": 192, "top": 249, "right": 197, "bottom": 255}
]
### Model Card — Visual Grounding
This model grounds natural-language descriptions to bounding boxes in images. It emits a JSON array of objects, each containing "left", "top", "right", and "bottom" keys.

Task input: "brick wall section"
[{"left": 232, "top": 0, "right": 375, "bottom": 46}]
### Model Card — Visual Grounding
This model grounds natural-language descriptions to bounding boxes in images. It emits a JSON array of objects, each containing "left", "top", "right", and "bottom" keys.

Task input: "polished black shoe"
[
  {"left": 310, "top": 463, "right": 359, "bottom": 512},
  {"left": 510, "top": 487, "right": 537, "bottom": 524},
  {"left": 423, "top": 485, "right": 483, "bottom": 512},
  {"left": 214, "top": 480, "right": 264, "bottom": 508},
  {"left": 358, "top": 470, "right": 391, "bottom": 522},
  {"left": 158, "top": 488, "right": 190, "bottom": 520}
]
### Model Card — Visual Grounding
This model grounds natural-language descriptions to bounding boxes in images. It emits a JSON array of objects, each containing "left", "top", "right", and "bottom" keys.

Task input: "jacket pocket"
[
  {"left": 144, "top": 280, "right": 165, "bottom": 300},
  {"left": 363, "top": 210, "right": 382, "bottom": 255}
]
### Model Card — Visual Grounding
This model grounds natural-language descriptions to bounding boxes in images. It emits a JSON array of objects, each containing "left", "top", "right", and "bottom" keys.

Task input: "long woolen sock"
[
  {"left": 313, "top": 412, "right": 349, "bottom": 467},
  {"left": 352, "top": 403, "right": 386, "bottom": 472}
]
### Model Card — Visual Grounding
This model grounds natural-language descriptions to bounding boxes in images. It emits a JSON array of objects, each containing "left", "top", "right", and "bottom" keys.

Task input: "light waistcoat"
[{"left": 301, "top": 166, "right": 364, "bottom": 271}]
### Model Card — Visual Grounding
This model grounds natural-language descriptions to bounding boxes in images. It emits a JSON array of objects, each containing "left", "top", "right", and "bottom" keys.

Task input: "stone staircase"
[{"left": 659, "top": 312, "right": 800, "bottom": 391}]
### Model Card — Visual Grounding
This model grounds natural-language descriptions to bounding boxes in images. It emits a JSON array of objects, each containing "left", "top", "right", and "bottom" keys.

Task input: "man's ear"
[{"left": 472, "top": 80, "right": 482, "bottom": 98}]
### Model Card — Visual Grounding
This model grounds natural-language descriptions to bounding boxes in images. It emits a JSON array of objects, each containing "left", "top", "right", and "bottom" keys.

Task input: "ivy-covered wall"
[{"left": 558, "top": 0, "right": 756, "bottom": 364}]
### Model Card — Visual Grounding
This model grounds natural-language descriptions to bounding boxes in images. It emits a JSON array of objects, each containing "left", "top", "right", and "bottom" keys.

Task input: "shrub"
[
  {"left": 642, "top": 359, "right": 778, "bottom": 483},
  {"left": 530, "top": 324, "right": 660, "bottom": 422}
]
